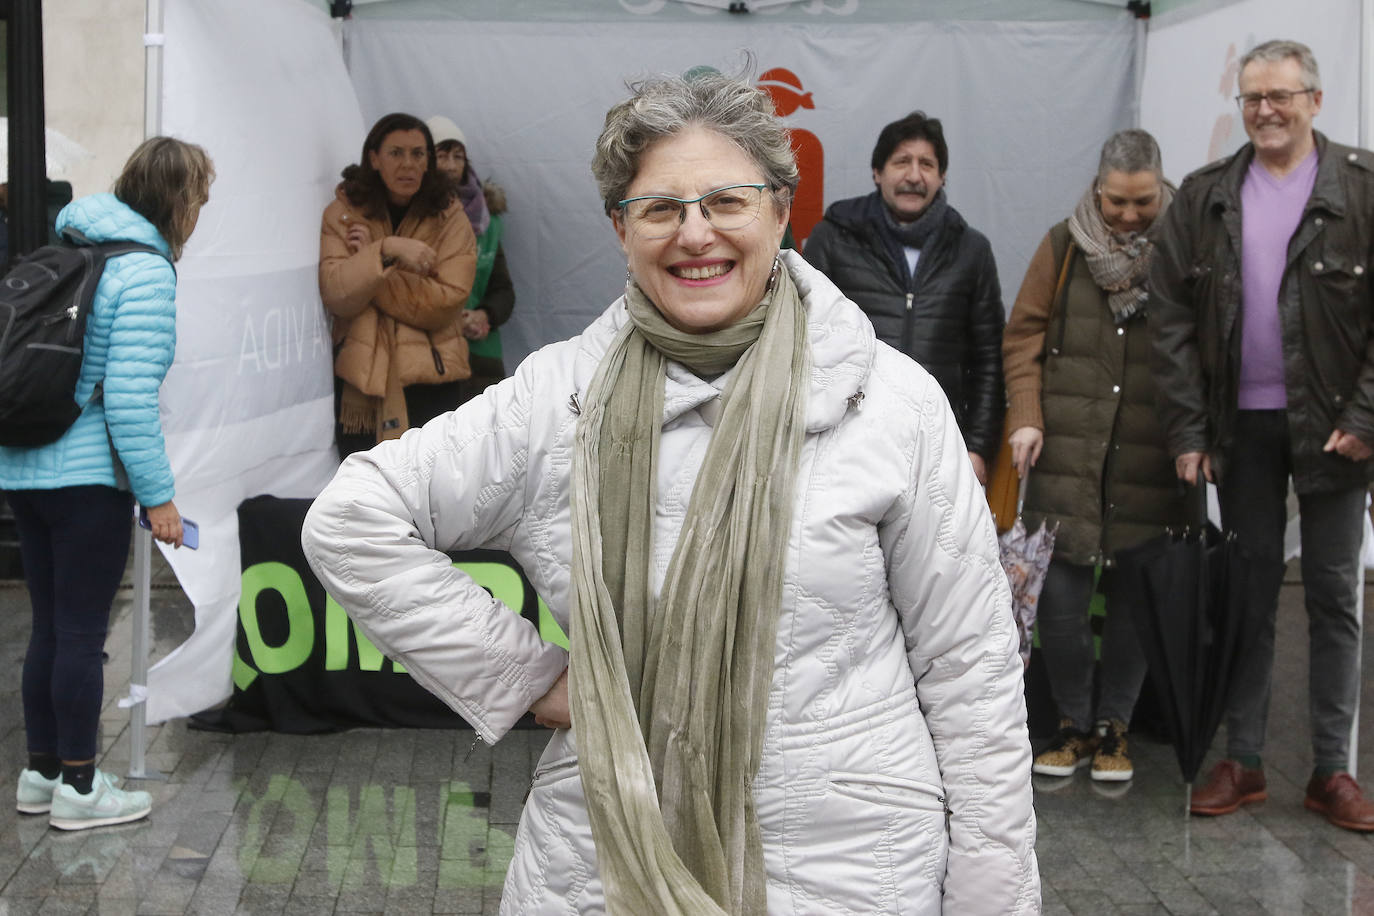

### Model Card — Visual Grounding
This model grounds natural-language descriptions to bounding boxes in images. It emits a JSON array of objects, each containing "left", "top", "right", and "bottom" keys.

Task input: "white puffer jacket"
[{"left": 302, "top": 251, "right": 1039, "bottom": 915}]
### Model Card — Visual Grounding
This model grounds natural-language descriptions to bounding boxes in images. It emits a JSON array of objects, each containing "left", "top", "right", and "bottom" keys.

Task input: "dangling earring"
[{"left": 766, "top": 256, "right": 780, "bottom": 293}]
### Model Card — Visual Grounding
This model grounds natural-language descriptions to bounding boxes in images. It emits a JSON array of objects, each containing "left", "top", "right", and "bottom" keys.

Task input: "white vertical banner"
[
  {"left": 344, "top": 16, "right": 1138, "bottom": 365},
  {"left": 146, "top": 0, "right": 359, "bottom": 722},
  {"left": 1141, "top": 0, "right": 1362, "bottom": 179}
]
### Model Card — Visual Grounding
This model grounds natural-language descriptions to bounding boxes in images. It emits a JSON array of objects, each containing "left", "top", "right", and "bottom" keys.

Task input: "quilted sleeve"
[
  {"left": 880, "top": 371, "right": 1039, "bottom": 914},
  {"left": 101, "top": 253, "right": 177, "bottom": 507},
  {"left": 301, "top": 354, "right": 567, "bottom": 744}
]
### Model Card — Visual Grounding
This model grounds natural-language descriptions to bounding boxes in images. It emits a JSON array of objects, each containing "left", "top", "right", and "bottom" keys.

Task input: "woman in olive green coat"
[{"left": 1003, "top": 129, "right": 1187, "bottom": 786}]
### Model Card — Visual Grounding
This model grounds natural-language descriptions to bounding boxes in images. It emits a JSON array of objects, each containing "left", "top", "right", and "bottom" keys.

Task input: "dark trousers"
[
  {"left": 1037, "top": 559, "right": 1149, "bottom": 731},
  {"left": 1219, "top": 410, "right": 1365, "bottom": 766},
  {"left": 6, "top": 485, "right": 133, "bottom": 761}
]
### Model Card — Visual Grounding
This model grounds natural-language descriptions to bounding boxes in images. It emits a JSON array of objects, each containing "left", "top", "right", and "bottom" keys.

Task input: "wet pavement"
[{"left": 0, "top": 554, "right": 1371, "bottom": 914}]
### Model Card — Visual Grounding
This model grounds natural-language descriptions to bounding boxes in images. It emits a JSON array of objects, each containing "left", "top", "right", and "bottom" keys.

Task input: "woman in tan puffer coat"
[{"left": 319, "top": 112, "right": 477, "bottom": 457}]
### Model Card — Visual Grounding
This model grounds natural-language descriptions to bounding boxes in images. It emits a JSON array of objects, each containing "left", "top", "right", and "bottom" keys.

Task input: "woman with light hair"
[
  {"left": 305, "top": 72, "right": 1037, "bottom": 914},
  {"left": 0, "top": 136, "right": 213, "bottom": 830},
  {"left": 1004, "top": 128, "right": 1186, "bottom": 788}
]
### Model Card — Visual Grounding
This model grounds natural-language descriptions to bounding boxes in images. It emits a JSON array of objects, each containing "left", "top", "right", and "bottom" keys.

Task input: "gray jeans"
[
  {"left": 1037, "top": 558, "right": 1148, "bottom": 732},
  {"left": 1220, "top": 410, "right": 1365, "bottom": 766}
]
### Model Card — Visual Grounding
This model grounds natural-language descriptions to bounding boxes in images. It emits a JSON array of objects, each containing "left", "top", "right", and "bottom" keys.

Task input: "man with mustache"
[
  {"left": 804, "top": 111, "right": 1004, "bottom": 483},
  {"left": 1151, "top": 39, "right": 1374, "bottom": 831}
]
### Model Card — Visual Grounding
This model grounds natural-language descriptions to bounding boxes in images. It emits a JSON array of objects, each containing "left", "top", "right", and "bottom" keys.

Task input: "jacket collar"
[
  {"left": 577, "top": 250, "right": 874, "bottom": 434},
  {"left": 1206, "top": 131, "right": 1343, "bottom": 218}
]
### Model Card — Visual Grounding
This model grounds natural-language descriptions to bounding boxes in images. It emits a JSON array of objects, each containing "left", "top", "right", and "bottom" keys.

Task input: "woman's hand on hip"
[
  {"left": 144, "top": 501, "right": 184, "bottom": 548},
  {"left": 381, "top": 237, "right": 439, "bottom": 276},
  {"left": 1008, "top": 426, "right": 1043, "bottom": 479},
  {"left": 530, "top": 668, "right": 570, "bottom": 729}
]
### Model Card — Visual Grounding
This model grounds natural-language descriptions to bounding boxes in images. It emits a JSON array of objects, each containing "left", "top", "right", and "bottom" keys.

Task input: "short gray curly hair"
[{"left": 591, "top": 71, "right": 799, "bottom": 217}]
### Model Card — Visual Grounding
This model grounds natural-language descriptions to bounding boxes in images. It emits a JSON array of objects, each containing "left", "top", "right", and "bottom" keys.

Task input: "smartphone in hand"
[{"left": 137, "top": 507, "right": 199, "bottom": 550}]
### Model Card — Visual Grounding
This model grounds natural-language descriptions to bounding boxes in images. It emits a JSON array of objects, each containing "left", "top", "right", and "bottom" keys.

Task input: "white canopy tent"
[{"left": 128, "top": 1, "right": 1372, "bottom": 775}]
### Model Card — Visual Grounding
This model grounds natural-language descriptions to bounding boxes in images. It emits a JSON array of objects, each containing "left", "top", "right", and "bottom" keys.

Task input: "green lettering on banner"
[
  {"left": 239, "top": 562, "right": 315, "bottom": 674},
  {"left": 538, "top": 598, "right": 568, "bottom": 649},
  {"left": 233, "top": 644, "right": 258, "bottom": 690},
  {"left": 324, "top": 594, "right": 350, "bottom": 671},
  {"left": 325, "top": 594, "right": 404, "bottom": 673},
  {"left": 454, "top": 561, "right": 523, "bottom": 612},
  {"left": 454, "top": 561, "right": 569, "bottom": 649}
]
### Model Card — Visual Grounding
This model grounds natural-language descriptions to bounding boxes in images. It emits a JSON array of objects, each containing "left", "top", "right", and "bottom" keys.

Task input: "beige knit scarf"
[
  {"left": 568, "top": 261, "right": 809, "bottom": 915},
  {"left": 1068, "top": 179, "right": 1175, "bottom": 324}
]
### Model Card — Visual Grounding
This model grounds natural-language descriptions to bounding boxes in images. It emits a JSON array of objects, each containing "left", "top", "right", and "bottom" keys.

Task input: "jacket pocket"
[
  {"left": 828, "top": 772, "right": 948, "bottom": 813},
  {"left": 1306, "top": 251, "right": 1368, "bottom": 410},
  {"left": 530, "top": 756, "right": 580, "bottom": 791},
  {"left": 780, "top": 770, "right": 948, "bottom": 912}
]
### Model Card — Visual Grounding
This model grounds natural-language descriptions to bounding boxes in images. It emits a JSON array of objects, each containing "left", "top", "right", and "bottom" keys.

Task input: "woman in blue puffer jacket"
[{"left": 0, "top": 137, "right": 213, "bottom": 831}]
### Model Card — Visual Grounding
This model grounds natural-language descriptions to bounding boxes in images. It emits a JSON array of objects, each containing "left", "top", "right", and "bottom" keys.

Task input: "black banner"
[{"left": 202, "top": 495, "right": 565, "bottom": 734}]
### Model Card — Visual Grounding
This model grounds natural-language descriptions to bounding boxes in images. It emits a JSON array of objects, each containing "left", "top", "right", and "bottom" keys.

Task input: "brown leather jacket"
[
  {"left": 1149, "top": 132, "right": 1374, "bottom": 493},
  {"left": 319, "top": 187, "right": 477, "bottom": 396}
]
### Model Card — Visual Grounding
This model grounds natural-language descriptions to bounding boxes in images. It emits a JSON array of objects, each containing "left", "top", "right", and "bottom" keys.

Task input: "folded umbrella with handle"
[
  {"left": 998, "top": 469, "right": 1057, "bottom": 667},
  {"left": 1114, "top": 483, "right": 1252, "bottom": 815}
]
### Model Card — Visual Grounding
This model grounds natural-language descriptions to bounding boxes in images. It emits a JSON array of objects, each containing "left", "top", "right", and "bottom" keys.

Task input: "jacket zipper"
[
  {"left": 429, "top": 332, "right": 445, "bottom": 376},
  {"left": 900, "top": 292, "right": 916, "bottom": 355}
]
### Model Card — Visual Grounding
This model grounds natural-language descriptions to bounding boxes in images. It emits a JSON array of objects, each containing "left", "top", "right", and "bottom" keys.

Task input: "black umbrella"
[{"left": 1115, "top": 489, "right": 1252, "bottom": 813}]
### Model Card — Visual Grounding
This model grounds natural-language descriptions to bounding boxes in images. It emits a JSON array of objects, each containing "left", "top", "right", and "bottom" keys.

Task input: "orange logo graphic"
[{"left": 758, "top": 67, "right": 824, "bottom": 246}]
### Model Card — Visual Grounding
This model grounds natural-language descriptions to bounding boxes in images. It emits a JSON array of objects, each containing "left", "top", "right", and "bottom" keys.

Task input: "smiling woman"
[{"left": 303, "top": 71, "right": 1038, "bottom": 915}]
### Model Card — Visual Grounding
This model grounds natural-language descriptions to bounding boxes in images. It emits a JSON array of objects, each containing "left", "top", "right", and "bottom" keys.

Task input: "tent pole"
[
  {"left": 1132, "top": 16, "right": 1147, "bottom": 127},
  {"left": 1364, "top": 0, "right": 1373, "bottom": 149},
  {"left": 128, "top": 0, "right": 167, "bottom": 783}
]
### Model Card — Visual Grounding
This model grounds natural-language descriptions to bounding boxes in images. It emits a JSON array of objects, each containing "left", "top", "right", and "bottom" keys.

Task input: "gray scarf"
[{"left": 567, "top": 261, "right": 809, "bottom": 915}]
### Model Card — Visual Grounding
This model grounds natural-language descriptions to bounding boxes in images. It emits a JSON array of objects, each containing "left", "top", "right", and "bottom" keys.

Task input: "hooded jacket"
[
  {"left": 0, "top": 194, "right": 177, "bottom": 505},
  {"left": 1150, "top": 132, "right": 1374, "bottom": 493},
  {"left": 302, "top": 252, "right": 1038, "bottom": 914},
  {"left": 803, "top": 191, "right": 1005, "bottom": 461}
]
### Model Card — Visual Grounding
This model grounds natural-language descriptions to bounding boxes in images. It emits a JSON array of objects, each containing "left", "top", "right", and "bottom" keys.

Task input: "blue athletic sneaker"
[
  {"left": 15, "top": 768, "right": 60, "bottom": 815},
  {"left": 48, "top": 770, "right": 151, "bottom": 831}
]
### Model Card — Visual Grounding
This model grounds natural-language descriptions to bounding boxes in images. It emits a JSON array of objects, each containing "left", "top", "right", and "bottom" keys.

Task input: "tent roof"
[{"left": 339, "top": 0, "right": 1134, "bottom": 23}]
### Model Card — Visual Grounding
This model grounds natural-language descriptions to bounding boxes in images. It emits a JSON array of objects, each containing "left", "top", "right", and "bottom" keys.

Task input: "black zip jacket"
[{"left": 803, "top": 192, "right": 1005, "bottom": 460}]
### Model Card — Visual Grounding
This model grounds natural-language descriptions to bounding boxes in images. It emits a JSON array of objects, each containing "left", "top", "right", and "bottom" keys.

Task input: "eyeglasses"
[
  {"left": 617, "top": 184, "right": 769, "bottom": 239},
  {"left": 1235, "top": 88, "right": 1316, "bottom": 112}
]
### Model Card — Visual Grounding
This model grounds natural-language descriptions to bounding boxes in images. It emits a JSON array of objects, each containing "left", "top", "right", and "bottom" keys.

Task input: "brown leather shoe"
[
  {"left": 1304, "top": 772, "right": 1374, "bottom": 832},
  {"left": 1190, "top": 759, "right": 1267, "bottom": 816}
]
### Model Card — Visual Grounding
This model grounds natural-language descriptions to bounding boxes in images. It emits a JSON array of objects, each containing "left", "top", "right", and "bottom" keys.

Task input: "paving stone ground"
[{"left": 0, "top": 554, "right": 1370, "bottom": 914}]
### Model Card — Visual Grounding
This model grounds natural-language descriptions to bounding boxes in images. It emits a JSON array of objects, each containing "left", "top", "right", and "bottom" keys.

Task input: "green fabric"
[
  {"left": 568, "top": 262, "right": 809, "bottom": 915},
  {"left": 466, "top": 214, "right": 504, "bottom": 360}
]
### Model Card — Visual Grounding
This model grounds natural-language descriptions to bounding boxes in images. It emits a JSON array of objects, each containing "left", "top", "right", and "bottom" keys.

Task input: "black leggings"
[{"left": 7, "top": 485, "right": 133, "bottom": 761}]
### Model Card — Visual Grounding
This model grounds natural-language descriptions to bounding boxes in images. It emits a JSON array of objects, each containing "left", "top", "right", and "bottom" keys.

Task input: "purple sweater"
[{"left": 1238, "top": 149, "right": 1318, "bottom": 409}]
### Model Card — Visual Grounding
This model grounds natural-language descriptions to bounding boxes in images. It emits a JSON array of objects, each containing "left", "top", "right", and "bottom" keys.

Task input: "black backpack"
[{"left": 0, "top": 229, "right": 170, "bottom": 447}]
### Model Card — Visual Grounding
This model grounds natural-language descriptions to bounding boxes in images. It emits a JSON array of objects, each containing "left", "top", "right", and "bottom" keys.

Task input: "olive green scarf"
[{"left": 568, "top": 262, "right": 809, "bottom": 915}]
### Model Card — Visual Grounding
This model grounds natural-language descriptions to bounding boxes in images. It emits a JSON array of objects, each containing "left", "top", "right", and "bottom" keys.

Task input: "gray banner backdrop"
[{"left": 343, "top": 15, "right": 1139, "bottom": 369}]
